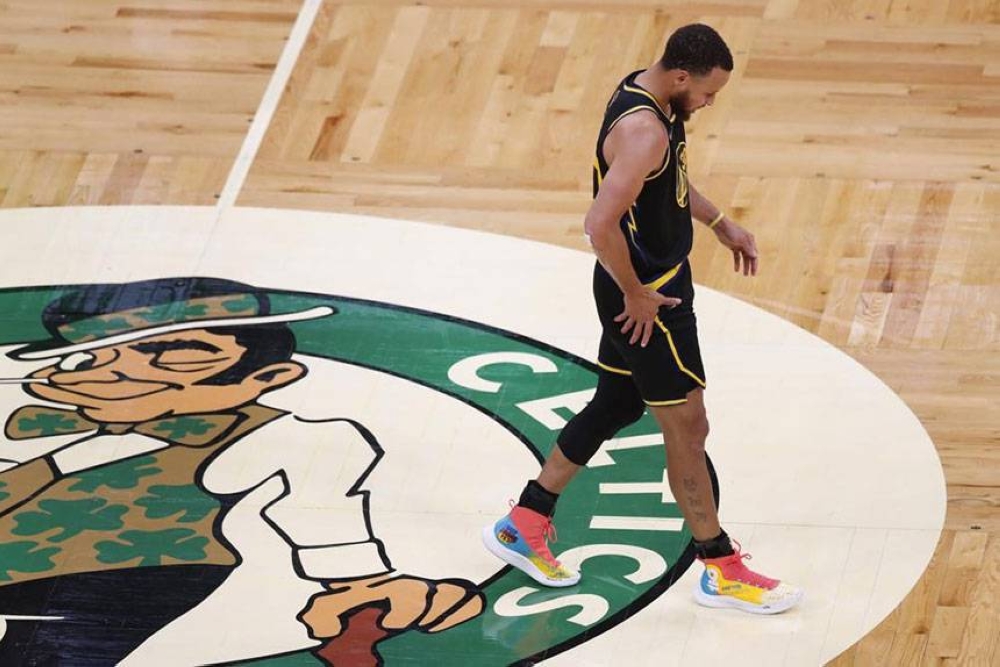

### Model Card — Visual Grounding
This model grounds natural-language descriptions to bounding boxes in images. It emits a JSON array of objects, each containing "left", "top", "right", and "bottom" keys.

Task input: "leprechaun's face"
[{"left": 25, "top": 329, "right": 303, "bottom": 423}]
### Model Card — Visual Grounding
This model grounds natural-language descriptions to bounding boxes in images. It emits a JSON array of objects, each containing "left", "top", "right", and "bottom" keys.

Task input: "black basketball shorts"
[{"left": 592, "top": 260, "right": 706, "bottom": 406}]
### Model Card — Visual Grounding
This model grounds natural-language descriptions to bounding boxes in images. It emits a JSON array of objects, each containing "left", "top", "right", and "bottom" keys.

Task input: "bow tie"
[{"left": 4, "top": 405, "right": 239, "bottom": 447}]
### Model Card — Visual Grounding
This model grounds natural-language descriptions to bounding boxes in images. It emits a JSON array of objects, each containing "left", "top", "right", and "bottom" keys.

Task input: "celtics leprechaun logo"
[{"left": 0, "top": 277, "right": 709, "bottom": 666}]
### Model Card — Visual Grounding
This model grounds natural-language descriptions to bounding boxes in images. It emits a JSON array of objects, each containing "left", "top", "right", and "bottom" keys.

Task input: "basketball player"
[{"left": 483, "top": 23, "right": 803, "bottom": 614}]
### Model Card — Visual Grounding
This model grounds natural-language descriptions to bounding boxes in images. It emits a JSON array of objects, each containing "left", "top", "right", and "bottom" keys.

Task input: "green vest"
[{"left": 0, "top": 404, "right": 282, "bottom": 585}]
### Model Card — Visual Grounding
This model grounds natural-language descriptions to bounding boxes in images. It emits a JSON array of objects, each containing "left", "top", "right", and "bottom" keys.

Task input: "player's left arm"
[{"left": 690, "top": 182, "right": 758, "bottom": 277}]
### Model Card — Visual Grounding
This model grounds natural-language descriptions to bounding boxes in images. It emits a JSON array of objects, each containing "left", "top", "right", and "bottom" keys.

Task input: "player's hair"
[{"left": 660, "top": 24, "right": 734, "bottom": 76}]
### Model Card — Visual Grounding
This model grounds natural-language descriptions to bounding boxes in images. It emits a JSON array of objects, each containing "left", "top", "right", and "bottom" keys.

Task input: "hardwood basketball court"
[{"left": 0, "top": 0, "right": 998, "bottom": 664}]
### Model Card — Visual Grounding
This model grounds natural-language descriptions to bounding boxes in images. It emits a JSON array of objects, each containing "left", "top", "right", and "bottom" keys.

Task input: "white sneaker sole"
[
  {"left": 693, "top": 585, "right": 803, "bottom": 615},
  {"left": 481, "top": 525, "right": 580, "bottom": 588}
]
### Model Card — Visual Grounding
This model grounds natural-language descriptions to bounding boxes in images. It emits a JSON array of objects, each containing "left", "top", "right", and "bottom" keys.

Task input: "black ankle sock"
[
  {"left": 518, "top": 480, "right": 559, "bottom": 517},
  {"left": 694, "top": 530, "right": 734, "bottom": 559}
]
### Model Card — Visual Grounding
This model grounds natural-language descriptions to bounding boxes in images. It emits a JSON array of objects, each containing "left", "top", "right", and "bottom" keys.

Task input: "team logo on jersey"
[
  {"left": 676, "top": 141, "right": 689, "bottom": 208},
  {"left": 0, "top": 279, "right": 711, "bottom": 666}
]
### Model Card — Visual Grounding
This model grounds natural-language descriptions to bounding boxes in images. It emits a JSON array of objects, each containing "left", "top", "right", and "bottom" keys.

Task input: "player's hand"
[
  {"left": 615, "top": 288, "right": 681, "bottom": 347},
  {"left": 300, "top": 573, "right": 485, "bottom": 639},
  {"left": 713, "top": 219, "right": 758, "bottom": 276}
]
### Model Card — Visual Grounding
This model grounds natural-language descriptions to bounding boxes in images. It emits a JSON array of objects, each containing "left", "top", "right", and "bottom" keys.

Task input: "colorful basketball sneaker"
[
  {"left": 694, "top": 544, "right": 803, "bottom": 615},
  {"left": 482, "top": 505, "right": 580, "bottom": 587}
]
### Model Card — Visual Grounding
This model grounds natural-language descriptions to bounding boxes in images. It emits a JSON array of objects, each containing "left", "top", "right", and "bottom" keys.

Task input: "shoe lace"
[
  {"left": 542, "top": 517, "right": 558, "bottom": 543},
  {"left": 510, "top": 500, "right": 561, "bottom": 566},
  {"left": 728, "top": 540, "right": 779, "bottom": 589},
  {"left": 534, "top": 517, "right": 561, "bottom": 566}
]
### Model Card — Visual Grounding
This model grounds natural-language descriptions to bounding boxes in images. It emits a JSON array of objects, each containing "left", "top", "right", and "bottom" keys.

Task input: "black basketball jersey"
[{"left": 593, "top": 70, "right": 692, "bottom": 289}]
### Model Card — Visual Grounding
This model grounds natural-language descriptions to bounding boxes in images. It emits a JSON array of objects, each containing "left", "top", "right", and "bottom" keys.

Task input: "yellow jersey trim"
[
  {"left": 643, "top": 261, "right": 684, "bottom": 291},
  {"left": 597, "top": 361, "right": 632, "bottom": 376},
  {"left": 645, "top": 397, "right": 688, "bottom": 407},
  {"left": 596, "top": 156, "right": 641, "bottom": 248},
  {"left": 645, "top": 147, "right": 670, "bottom": 181},
  {"left": 622, "top": 83, "right": 668, "bottom": 117},
  {"left": 607, "top": 105, "right": 658, "bottom": 134},
  {"left": 654, "top": 317, "right": 707, "bottom": 388}
]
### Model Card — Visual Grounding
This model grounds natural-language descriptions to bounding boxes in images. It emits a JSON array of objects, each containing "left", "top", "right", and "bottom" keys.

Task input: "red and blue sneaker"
[
  {"left": 695, "top": 542, "right": 803, "bottom": 614},
  {"left": 482, "top": 505, "right": 580, "bottom": 587}
]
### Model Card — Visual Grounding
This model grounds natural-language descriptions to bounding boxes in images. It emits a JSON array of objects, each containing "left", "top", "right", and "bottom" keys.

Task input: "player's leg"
[
  {"left": 641, "top": 340, "right": 802, "bottom": 615},
  {"left": 482, "top": 339, "right": 644, "bottom": 587},
  {"left": 647, "top": 389, "right": 719, "bottom": 539}
]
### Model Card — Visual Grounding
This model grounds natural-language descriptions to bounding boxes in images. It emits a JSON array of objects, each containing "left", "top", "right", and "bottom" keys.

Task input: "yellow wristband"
[{"left": 708, "top": 211, "right": 725, "bottom": 229}]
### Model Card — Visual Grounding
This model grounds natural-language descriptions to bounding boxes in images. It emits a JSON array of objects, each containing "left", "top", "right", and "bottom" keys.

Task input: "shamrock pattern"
[
  {"left": 135, "top": 301, "right": 209, "bottom": 325},
  {"left": 68, "top": 456, "right": 161, "bottom": 493},
  {"left": 96, "top": 529, "right": 209, "bottom": 566},
  {"left": 151, "top": 417, "right": 215, "bottom": 441},
  {"left": 16, "top": 412, "right": 82, "bottom": 437},
  {"left": 12, "top": 498, "right": 128, "bottom": 542},
  {"left": 0, "top": 541, "right": 61, "bottom": 581},
  {"left": 136, "top": 485, "right": 219, "bottom": 523},
  {"left": 60, "top": 316, "right": 132, "bottom": 341}
]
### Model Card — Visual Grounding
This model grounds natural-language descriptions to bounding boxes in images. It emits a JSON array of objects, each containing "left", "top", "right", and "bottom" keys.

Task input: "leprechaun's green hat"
[{"left": 9, "top": 277, "right": 334, "bottom": 361}]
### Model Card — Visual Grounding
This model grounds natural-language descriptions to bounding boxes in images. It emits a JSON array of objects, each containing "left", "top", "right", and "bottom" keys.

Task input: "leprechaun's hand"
[{"left": 300, "top": 573, "right": 485, "bottom": 640}]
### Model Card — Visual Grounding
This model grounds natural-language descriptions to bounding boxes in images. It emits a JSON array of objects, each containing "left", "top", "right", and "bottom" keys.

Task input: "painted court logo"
[{"left": 0, "top": 278, "right": 712, "bottom": 666}]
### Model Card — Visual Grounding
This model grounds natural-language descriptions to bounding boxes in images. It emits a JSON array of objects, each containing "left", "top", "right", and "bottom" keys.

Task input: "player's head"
[{"left": 659, "top": 24, "right": 734, "bottom": 122}]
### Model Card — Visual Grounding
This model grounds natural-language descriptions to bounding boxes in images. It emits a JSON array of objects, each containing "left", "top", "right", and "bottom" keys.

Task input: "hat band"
[{"left": 56, "top": 294, "right": 261, "bottom": 344}]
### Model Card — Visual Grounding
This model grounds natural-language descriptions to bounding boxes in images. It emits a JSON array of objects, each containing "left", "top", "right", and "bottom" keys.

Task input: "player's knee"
[
  {"left": 663, "top": 410, "right": 708, "bottom": 455},
  {"left": 595, "top": 373, "right": 644, "bottom": 427},
  {"left": 686, "top": 414, "right": 709, "bottom": 452},
  {"left": 613, "top": 399, "right": 646, "bottom": 431},
  {"left": 685, "top": 408, "right": 709, "bottom": 438},
  {"left": 557, "top": 394, "right": 644, "bottom": 466},
  {"left": 697, "top": 414, "right": 710, "bottom": 442},
  {"left": 591, "top": 378, "right": 645, "bottom": 432}
]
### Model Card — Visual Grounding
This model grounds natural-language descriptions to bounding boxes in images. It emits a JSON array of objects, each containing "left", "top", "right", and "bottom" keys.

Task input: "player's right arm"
[{"left": 584, "top": 111, "right": 681, "bottom": 347}]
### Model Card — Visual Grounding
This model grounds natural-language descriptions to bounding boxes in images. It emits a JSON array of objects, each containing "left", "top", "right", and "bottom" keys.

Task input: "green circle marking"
[{"left": 0, "top": 285, "right": 711, "bottom": 666}]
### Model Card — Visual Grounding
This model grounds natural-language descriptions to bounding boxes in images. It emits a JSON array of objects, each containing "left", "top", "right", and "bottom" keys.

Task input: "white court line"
[
  {"left": 590, "top": 516, "right": 685, "bottom": 532},
  {"left": 216, "top": 0, "right": 324, "bottom": 210}
]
